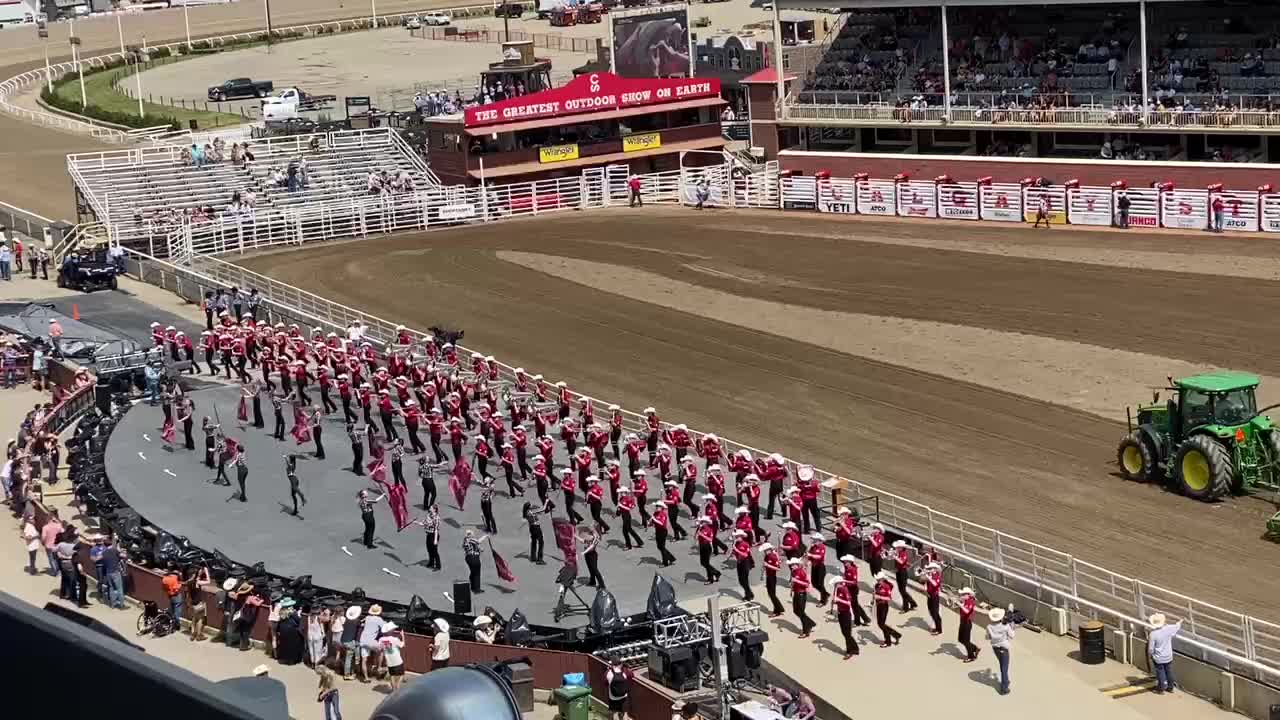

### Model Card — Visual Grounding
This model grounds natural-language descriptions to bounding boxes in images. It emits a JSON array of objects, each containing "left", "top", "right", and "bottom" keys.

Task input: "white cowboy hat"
[
  {"left": 643, "top": 407, "right": 655, "bottom": 414},
  {"left": 797, "top": 465, "right": 815, "bottom": 481},
  {"left": 253, "top": 665, "right": 270, "bottom": 676},
  {"left": 759, "top": 543, "right": 773, "bottom": 551},
  {"left": 959, "top": 587, "right": 975, "bottom": 596},
  {"left": 222, "top": 578, "right": 238, "bottom": 591},
  {"left": 608, "top": 404, "right": 620, "bottom": 411},
  {"left": 1148, "top": 613, "right": 1167, "bottom": 628},
  {"left": 434, "top": 618, "right": 450, "bottom": 632},
  {"left": 368, "top": 604, "right": 383, "bottom": 617},
  {"left": 926, "top": 562, "right": 941, "bottom": 570},
  {"left": 837, "top": 507, "right": 851, "bottom": 515},
  {"left": 633, "top": 470, "right": 647, "bottom": 478},
  {"left": 872, "top": 523, "right": 884, "bottom": 531},
  {"left": 653, "top": 501, "right": 666, "bottom": 507},
  {"left": 809, "top": 532, "right": 824, "bottom": 541},
  {"left": 768, "top": 453, "right": 784, "bottom": 463},
  {"left": 382, "top": 622, "right": 398, "bottom": 632},
  {"left": 696, "top": 517, "right": 712, "bottom": 524},
  {"left": 708, "top": 464, "right": 721, "bottom": 472},
  {"left": 734, "top": 506, "right": 749, "bottom": 515},
  {"left": 701, "top": 493, "right": 715, "bottom": 500},
  {"left": 554, "top": 381, "right": 566, "bottom": 388},
  {"left": 782, "top": 521, "right": 797, "bottom": 530},
  {"left": 875, "top": 571, "right": 891, "bottom": 581},
  {"left": 838, "top": 554, "right": 856, "bottom": 563},
  {"left": 988, "top": 608, "right": 1006, "bottom": 623},
  {"left": 514, "top": 367, "right": 525, "bottom": 374},
  {"left": 676, "top": 424, "right": 687, "bottom": 431},
  {"left": 618, "top": 487, "right": 631, "bottom": 494},
  {"left": 733, "top": 530, "right": 747, "bottom": 537},
  {"left": 345, "top": 606, "right": 362, "bottom": 621},
  {"left": 737, "top": 449, "right": 751, "bottom": 460},
  {"left": 892, "top": 540, "right": 907, "bottom": 548},
  {"left": 786, "top": 558, "right": 801, "bottom": 566},
  {"left": 473, "top": 616, "right": 492, "bottom": 627}
]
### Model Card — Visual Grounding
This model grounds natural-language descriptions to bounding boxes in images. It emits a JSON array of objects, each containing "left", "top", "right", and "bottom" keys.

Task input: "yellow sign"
[
  {"left": 623, "top": 132, "right": 662, "bottom": 153},
  {"left": 539, "top": 143, "right": 580, "bottom": 164}
]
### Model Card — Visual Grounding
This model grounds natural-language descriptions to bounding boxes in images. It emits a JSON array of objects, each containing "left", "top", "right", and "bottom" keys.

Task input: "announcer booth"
[{"left": 423, "top": 72, "right": 726, "bottom": 185}]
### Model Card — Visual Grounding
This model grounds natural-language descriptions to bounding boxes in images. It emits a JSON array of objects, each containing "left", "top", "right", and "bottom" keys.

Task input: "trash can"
[
  {"left": 507, "top": 660, "right": 534, "bottom": 712},
  {"left": 1078, "top": 620, "right": 1106, "bottom": 665},
  {"left": 553, "top": 685, "right": 592, "bottom": 720}
]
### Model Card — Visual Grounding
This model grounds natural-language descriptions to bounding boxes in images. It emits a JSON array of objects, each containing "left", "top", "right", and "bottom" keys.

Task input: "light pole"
[
  {"left": 264, "top": 0, "right": 274, "bottom": 45},
  {"left": 370, "top": 0, "right": 378, "bottom": 27},
  {"left": 70, "top": 19, "right": 86, "bottom": 107},
  {"left": 135, "top": 34, "right": 146, "bottom": 119},
  {"left": 116, "top": 13, "right": 126, "bottom": 58},
  {"left": 183, "top": 1, "right": 192, "bottom": 50}
]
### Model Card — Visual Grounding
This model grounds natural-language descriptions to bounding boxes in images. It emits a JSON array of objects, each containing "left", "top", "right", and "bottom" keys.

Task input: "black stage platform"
[{"left": 105, "top": 386, "right": 760, "bottom": 623}]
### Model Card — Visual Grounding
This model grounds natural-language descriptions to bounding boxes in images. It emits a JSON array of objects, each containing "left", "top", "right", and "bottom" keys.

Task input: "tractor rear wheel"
[
  {"left": 1116, "top": 433, "right": 1156, "bottom": 481},
  {"left": 1173, "top": 435, "right": 1233, "bottom": 501}
]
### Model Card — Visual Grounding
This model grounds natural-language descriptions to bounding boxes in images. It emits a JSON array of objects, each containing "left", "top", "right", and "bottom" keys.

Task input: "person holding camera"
[
  {"left": 1147, "top": 613, "right": 1183, "bottom": 694},
  {"left": 986, "top": 607, "right": 1014, "bottom": 695}
]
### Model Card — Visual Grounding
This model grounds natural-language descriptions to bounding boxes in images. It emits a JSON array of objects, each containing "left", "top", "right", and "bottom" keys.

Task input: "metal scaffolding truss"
[
  {"left": 653, "top": 613, "right": 713, "bottom": 648},
  {"left": 719, "top": 601, "right": 763, "bottom": 636}
]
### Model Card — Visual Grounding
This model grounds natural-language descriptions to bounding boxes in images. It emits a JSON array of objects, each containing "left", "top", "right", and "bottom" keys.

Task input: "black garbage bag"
[
  {"left": 589, "top": 589, "right": 622, "bottom": 634},
  {"left": 153, "top": 532, "right": 180, "bottom": 566},
  {"left": 504, "top": 609, "right": 532, "bottom": 646},
  {"left": 646, "top": 574, "right": 677, "bottom": 620}
]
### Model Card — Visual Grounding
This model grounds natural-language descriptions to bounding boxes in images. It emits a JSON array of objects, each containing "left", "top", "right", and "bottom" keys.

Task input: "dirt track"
[{"left": 241, "top": 207, "right": 1280, "bottom": 619}]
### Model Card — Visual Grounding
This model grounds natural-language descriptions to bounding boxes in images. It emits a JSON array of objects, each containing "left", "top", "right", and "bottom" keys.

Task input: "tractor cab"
[{"left": 1120, "top": 371, "right": 1280, "bottom": 502}]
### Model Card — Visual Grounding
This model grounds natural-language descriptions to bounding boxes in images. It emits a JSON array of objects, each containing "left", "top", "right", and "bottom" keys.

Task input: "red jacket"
[
  {"left": 732, "top": 539, "right": 752, "bottom": 562},
  {"left": 696, "top": 523, "right": 716, "bottom": 546},
  {"left": 924, "top": 570, "right": 942, "bottom": 597},
  {"left": 959, "top": 595, "right": 976, "bottom": 621},
  {"left": 807, "top": 543, "right": 826, "bottom": 568},
  {"left": 632, "top": 475, "right": 648, "bottom": 496},
  {"left": 763, "top": 549, "right": 782, "bottom": 574},
  {"left": 587, "top": 483, "right": 604, "bottom": 503},
  {"left": 789, "top": 567, "right": 810, "bottom": 594},
  {"left": 842, "top": 562, "right": 858, "bottom": 585},
  {"left": 781, "top": 529, "right": 801, "bottom": 554},
  {"left": 618, "top": 494, "right": 637, "bottom": 513},
  {"left": 561, "top": 474, "right": 576, "bottom": 493},
  {"left": 874, "top": 579, "right": 894, "bottom": 604}
]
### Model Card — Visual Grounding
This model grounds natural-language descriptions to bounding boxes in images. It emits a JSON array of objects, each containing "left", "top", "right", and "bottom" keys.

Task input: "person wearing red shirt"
[
  {"left": 700, "top": 493, "right": 727, "bottom": 554},
  {"left": 615, "top": 487, "right": 643, "bottom": 549},
  {"left": 873, "top": 571, "right": 902, "bottom": 647},
  {"left": 733, "top": 506, "right": 754, "bottom": 540},
  {"left": 695, "top": 432, "right": 723, "bottom": 470},
  {"left": 695, "top": 518, "right": 722, "bottom": 584},
  {"left": 604, "top": 460, "right": 622, "bottom": 506},
  {"left": 447, "top": 420, "right": 466, "bottom": 463},
  {"left": 655, "top": 444, "right": 673, "bottom": 484},
  {"left": 560, "top": 418, "right": 580, "bottom": 456},
  {"left": 175, "top": 332, "right": 196, "bottom": 375},
  {"left": 588, "top": 424, "right": 609, "bottom": 470},
  {"left": 554, "top": 381, "right": 571, "bottom": 420},
  {"left": 839, "top": 555, "right": 872, "bottom": 626},
  {"left": 536, "top": 434, "right": 555, "bottom": 464},
  {"left": 624, "top": 432, "right": 646, "bottom": 479},
  {"left": 608, "top": 404, "right": 623, "bottom": 460},
  {"left": 200, "top": 331, "right": 218, "bottom": 375},
  {"left": 680, "top": 458, "right": 700, "bottom": 516},
  {"left": 560, "top": 469, "right": 585, "bottom": 525},
  {"left": 663, "top": 481, "right": 687, "bottom": 540},
  {"left": 665, "top": 424, "right": 693, "bottom": 463},
  {"left": 647, "top": 502, "right": 676, "bottom": 566},
  {"left": 497, "top": 443, "right": 520, "bottom": 497},
  {"left": 743, "top": 476, "right": 765, "bottom": 541},
  {"left": 378, "top": 390, "right": 400, "bottom": 442},
  {"left": 573, "top": 446, "right": 594, "bottom": 493},
  {"left": 957, "top": 587, "right": 979, "bottom": 661},
  {"left": 586, "top": 476, "right": 611, "bottom": 534},
  {"left": 796, "top": 465, "right": 821, "bottom": 535},
  {"left": 807, "top": 533, "right": 829, "bottom": 606},
  {"left": 399, "top": 400, "right": 426, "bottom": 455},
  {"left": 830, "top": 578, "right": 860, "bottom": 659},
  {"left": 642, "top": 407, "right": 660, "bottom": 465},
  {"left": 578, "top": 398, "right": 594, "bottom": 437},
  {"left": 706, "top": 465, "right": 729, "bottom": 530},
  {"left": 531, "top": 456, "right": 550, "bottom": 505},
  {"left": 788, "top": 558, "right": 816, "bottom": 637},
  {"left": 780, "top": 522, "right": 802, "bottom": 560},
  {"left": 731, "top": 530, "right": 754, "bottom": 601},
  {"left": 784, "top": 487, "right": 803, "bottom": 528},
  {"left": 1211, "top": 195, "right": 1225, "bottom": 232},
  {"left": 834, "top": 507, "right": 858, "bottom": 560},
  {"left": 918, "top": 561, "right": 944, "bottom": 635},
  {"left": 426, "top": 408, "right": 447, "bottom": 463},
  {"left": 632, "top": 471, "right": 651, "bottom": 526},
  {"left": 472, "top": 434, "right": 493, "bottom": 478},
  {"left": 763, "top": 453, "right": 788, "bottom": 520},
  {"left": 511, "top": 424, "right": 532, "bottom": 479},
  {"left": 867, "top": 523, "right": 886, "bottom": 577},
  {"left": 891, "top": 540, "right": 918, "bottom": 612},
  {"left": 761, "top": 543, "right": 785, "bottom": 616}
]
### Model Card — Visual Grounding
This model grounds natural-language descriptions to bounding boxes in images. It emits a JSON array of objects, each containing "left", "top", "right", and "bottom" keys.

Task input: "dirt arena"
[{"left": 239, "top": 208, "right": 1280, "bottom": 619}]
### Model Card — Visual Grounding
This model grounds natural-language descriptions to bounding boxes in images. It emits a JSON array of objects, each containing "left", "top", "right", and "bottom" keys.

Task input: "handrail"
[{"left": 116, "top": 236, "right": 1280, "bottom": 685}]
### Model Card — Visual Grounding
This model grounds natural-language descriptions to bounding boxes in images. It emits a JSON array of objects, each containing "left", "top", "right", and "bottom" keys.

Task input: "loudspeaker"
[
  {"left": 452, "top": 581, "right": 472, "bottom": 614},
  {"left": 94, "top": 381, "right": 113, "bottom": 414},
  {"left": 648, "top": 645, "right": 699, "bottom": 692}
]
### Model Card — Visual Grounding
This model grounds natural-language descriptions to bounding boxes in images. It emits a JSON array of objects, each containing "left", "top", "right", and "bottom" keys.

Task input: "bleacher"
[
  {"left": 796, "top": 9, "right": 932, "bottom": 102},
  {"left": 68, "top": 128, "right": 436, "bottom": 242}
]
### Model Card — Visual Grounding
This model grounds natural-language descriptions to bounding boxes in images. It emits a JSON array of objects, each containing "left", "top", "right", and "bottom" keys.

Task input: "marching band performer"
[
  {"left": 796, "top": 465, "right": 821, "bottom": 535},
  {"left": 834, "top": 507, "right": 857, "bottom": 559},
  {"left": 647, "top": 500, "right": 676, "bottom": 566},
  {"left": 828, "top": 577, "right": 859, "bottom": 660},
  {"left": 918, "top": 561, "right": 944, "bottom": 635},
  {"left": 763, "top": 453, "right": 787, "bottom": 519},
  {"left": 615, "top": 487, "right": 644, "bottom": 549},
  {"left": 608, "top": 405, "right": 623, "bottom": 460},
  {"left": 780, "top": 521, "right": 802, "bottom": 560},
  {"left": 873, "top": 571, "right": 902, "bottom": 647},
  {"left": 807, "top": 533, "right": 829, "bottom": 606},
  {"left": 560, "top": 468, "right": 585, "bottom": 525},
  {"left": 643, "top": 407, "right": 661, "bottom": 466},
  {"left": 957, "top": 587, "right": 979, "bottom": 661},
  {"left": 586, "top": 475, "right": 611, "bottom": 534},
  {"left": 632, "top": 471, "right": 651, "bottom": 526},
  {"left": 521, "top": 499, "right": 550, "bottom": 564},
  {"left": 761, "top": 542, "right": 785, "bottom": 616},
  {"left": 867, "top": 523, "right": 886, "bottom": 577},
  {"left": 695, "top": 517, "right": 722, "bottom": 584},
  {"left": 731, "top": 530, "right": 754, "bottom": 601},
  {"left": 663, "top": 480, "right": 687, "bottom": 540},
  {"left": 788, "top": 558, "right": 816, "bottom": 638},
  {"left": 891, "top": 540, "right": 918, "bottom": 612},
  {"left": 839, "top": 555, "right": 872, "bottom": 626}
]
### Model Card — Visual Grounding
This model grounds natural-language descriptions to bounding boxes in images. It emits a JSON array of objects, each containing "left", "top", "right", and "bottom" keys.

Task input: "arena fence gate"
[{"left": 114, "top": 239, "right": 1280, "bottom": 690}]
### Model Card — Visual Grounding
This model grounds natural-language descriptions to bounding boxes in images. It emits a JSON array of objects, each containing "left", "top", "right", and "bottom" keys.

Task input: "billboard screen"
[{"left": 611, "top": 7, "right": 692, "bottom": 79}]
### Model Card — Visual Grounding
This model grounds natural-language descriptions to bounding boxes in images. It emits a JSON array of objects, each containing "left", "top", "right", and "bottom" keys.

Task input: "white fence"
[{"left": 119, "top": 236, "right": 1280, "bottom": 688}]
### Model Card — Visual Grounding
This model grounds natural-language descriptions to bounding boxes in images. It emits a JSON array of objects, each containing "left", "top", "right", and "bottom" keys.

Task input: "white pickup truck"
[{"left": 260, "top": 87, "right": 337, "bottom": 122}]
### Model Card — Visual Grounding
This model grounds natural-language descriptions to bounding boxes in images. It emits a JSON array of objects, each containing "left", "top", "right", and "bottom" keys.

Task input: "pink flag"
[
  {"left": 237, "top": 397, "right": 249, "bottom": 422},
  {"left": 491, "top": 540, "right": 517, "bottom": 584},
  {"left": 449, "top": 460, "right": 473, "bottom": 510},
  {"left": 161, "top": 421, "right": 176, "bottom": 445},
  {"left": 368, "top": 460, "right": 386, "bottom": 484},
  {"left": 552, "top": 518, "right": 578, "bottom": 569}
]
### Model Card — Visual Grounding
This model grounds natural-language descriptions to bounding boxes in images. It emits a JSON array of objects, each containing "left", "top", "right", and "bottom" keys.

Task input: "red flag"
[
  {"left": 160, "top": 421, "right": 176, "bottom": 444},
  {"left": 449, "top": 460, "right": 473, "bottom": 510},
  {"left": 490, "top": 540, "right": 517, "bottom": 584},
  {"left": 236, "top": 397, "right": 249, "bottom": 422},
  {"left": 552, "top": 518, "right": 578, "bottom": 569},
  {"left": 368, "top": 460, "right": 386, "bottom": 484}
]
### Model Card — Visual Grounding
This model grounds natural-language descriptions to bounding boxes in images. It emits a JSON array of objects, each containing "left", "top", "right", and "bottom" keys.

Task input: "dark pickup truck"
[{"left": 207, "top": 78, "right": 275, "bottom": 101}]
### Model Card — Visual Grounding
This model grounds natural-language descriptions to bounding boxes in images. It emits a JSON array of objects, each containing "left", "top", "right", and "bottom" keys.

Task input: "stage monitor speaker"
[
  {"left": 649, "top": 645, "right": 699, "bottom": 693},
  {"left": 94, "top": 381, "right": 113, "bottom": 414},
  {"left": 453, "top": 581, "right": 472, "bottom": 615}
]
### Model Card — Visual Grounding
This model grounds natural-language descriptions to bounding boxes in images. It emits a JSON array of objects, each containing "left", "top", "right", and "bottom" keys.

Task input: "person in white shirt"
[
  {"left": 379, "top": 622, "right": 406, "bottom": 691},
  {"left": 473, "top": 615, "right": 498, "bottom": 644},
  {"left": 429, "top": 617, "right": 450, "bottom": 670}
]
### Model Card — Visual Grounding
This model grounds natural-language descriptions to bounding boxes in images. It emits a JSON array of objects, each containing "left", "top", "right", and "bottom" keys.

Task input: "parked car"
[
  {"left": 207, "top": 78, "right": 274, "bottom": 102},
  {"left": 494, "top": 3, "right": 525, "bottom": 18},
  {"left": 260, "top": 86, "right": 338, "bottom": 122},
  {"left": 422, "top": 11, "right": 451, "bottom": 25},
  {"left": 406, "top": 17, "right": 422, "bottom": 29}
]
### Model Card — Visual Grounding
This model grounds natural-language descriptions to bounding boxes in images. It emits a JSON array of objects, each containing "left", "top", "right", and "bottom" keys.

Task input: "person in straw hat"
[
  {"left": 1147, "top": 613, "right": 1183, "bottom": 693},
  {"left": 986, "top": 607, "right": 1013, "bottom": 695},
  {"left": 957, "top": 587, "right": 980, "bottom": 662}
]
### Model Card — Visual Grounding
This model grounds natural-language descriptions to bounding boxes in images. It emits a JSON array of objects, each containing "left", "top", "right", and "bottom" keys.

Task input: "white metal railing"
[{"left": 115, "top": 237, "right": 1280, "bottom": 687}]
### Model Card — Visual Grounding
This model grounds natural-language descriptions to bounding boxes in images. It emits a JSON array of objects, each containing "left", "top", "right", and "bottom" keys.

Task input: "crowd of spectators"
[
  {"left": 366, "top": 169, "right": 418, "bottom": 195},
  {"left": 412, "top": 78, "right": 540, "bottom": 118}
]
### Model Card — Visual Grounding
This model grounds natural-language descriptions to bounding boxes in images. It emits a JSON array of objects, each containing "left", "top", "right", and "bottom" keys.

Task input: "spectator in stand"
[
  {"left": 0, "top": 242, "right": 11, "bottom": 281},
  {"left": 22, "top": 515, "right": 39, "bottom": 574},
  {"left": 41, "top": 508, "right": 62, "bottom": 576}
]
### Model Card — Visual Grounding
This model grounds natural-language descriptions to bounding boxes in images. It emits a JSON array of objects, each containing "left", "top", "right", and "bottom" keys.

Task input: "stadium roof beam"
[{"left": 768, "top": 0, "right": 1189, "bottom": 126}]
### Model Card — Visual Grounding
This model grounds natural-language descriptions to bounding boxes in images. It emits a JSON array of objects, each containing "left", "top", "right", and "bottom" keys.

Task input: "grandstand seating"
[{"left": 70, "top": 129, "right": 434, "bottom": 239}]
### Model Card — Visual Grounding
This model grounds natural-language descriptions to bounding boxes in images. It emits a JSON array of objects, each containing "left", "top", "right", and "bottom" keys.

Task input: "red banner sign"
[{"left": 464, "top": 72, "right": 720, "bottom": 128}]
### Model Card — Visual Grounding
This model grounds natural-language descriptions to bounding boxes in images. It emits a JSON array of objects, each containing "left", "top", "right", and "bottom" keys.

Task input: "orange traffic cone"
[{"left": 72, "top": 304, "right": 80, "bottom": 321}]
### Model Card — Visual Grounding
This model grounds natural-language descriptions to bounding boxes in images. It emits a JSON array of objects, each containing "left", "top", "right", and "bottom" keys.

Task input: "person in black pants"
[
  {"left": 233, "top": 448, "right": 249, "bottom": 502},
  {"left": 478, "top": 476, "right": 498, "bottom": 535},
  {"left": 561, "top": 470, "right": 584, "bottom": 525},
  {"left": 582, "top": 527, "right": 605, "bottom": 589},
  {"left": 179, "top": 399, "right": 195, "bottom": 451},
  {"left": 310, "top": 407, "right": 325, "bottom": 460},
  {"left": 695, "top": 518, "right": 721, "bottom": 584},
  {"left": 789, "top": 559, "right": 815, "bottom": 638},
  {"left": 214, "top": 436, "right": 231, "bottom": 486},
  {"left": 830, "top": 579, "right": 860, "bottom": 660},
  {"left": 649, "top": 503, "right": 676, "bottom": 566},
  {"left": 463, "top": 530, "right": 486, "bottom": 594},
  {"left": 408, "top": 506, "right": 443, "bottom": 571},
  {"left": 285, "top": 454, "right": 306, "bottom": 515},
  {"left": 417, "top": 456, "right": 437, "bottom": 509},
  {"left": 665, "top": 491, "right": 687, "bottom": 540},
  {"left": 251, "top": 382, "right": 264, "bottom": 429},
  {"left": 271, "top": 393, "right": 286, "bottom": 441},
  {"left": 522, "top": 500, "right": 548, "bottom": 564},
  {"left": 358, "top": 490, "right": 384, "bottom": 549},
  {"left": 349, "top": 423, "right": 364, "bottom": 476},
  {"left": 616, "top": 488, "right": 644, "bottom": 549},
  {"left": 390, "top": 440, "right": 406, "bottom": 488}
]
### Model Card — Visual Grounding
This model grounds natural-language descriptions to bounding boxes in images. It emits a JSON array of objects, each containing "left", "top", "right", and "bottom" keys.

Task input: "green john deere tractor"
[{"left": 1118, "top": 372, "right": 1280, "bottom": 536}]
